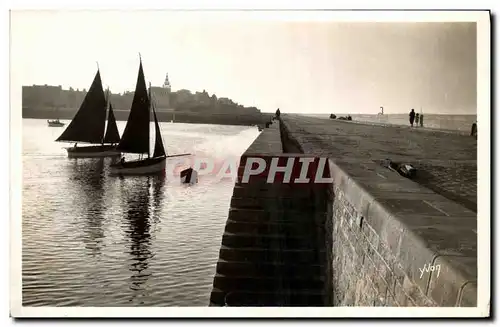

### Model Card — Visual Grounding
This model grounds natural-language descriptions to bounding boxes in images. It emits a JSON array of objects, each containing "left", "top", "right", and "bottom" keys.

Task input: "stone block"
[
  {"left": 360, "top": 283, "right": 378, "bottom": 306},
  {"left": 376, "top": 198, "right": 448, "bottom": 216},
  {"left": 357, "top": 178, "right": 436, "bottom": 195},
  {"left": 427, "top": 256, "right": 477, "bottom": 306},
  {"left": 224, "top": 220, "right": 322, "bottom": 237},
  {"left": 221, "top": 232, "right": 319, "bottom": 250},
  {"left": 401, "top": 274, "right": 435, "bottom": 306},
  {"left": 352, "top": 234, "right": 366, "bottom": 259},
  {"left": 213, "top": 274, "right": 326, "bottom": 292},
  {"left": 371, "top": 251, "right": 391, "bottom": 284},
  {"left": 216, "top": 259, "right": 325, "bottom": 278},
  {"left": 423, "top": 200, "right": 477, "bottom": 217},
  {"left": 228, "top": 207, "right": 327, "bottom": 224},
  {"left": 408, "top": 224, "right": 477, "bottom": 257},
  {"left": 222, "top": 290, "right": 327, "bottom": 306},
  {"left": 343, "top": 226, "right": 359, "bottom": 248},
  {"left": 358, "top": 233, "right": 370, "bottom": 257},
  {"left": 218, "top": 246, "right": 326, "bottom": 264},
  {"left": 365, "top": 200, "right": 405, "bottom": 254},
  {"left": 397, "top": 229, "right": 437, "bottom": 291},
  {"left": 244, "top": 122, "right": 283, "bottom": 155},
  {"left": 458, "top": 282, "right": 477, "bottom": 307},
  {"left": 342, "top": 285, "right": 357, "bottom": 306},
  {"left": 361, "top": 221, "right": 380, "bottom": 250},
  {"left": 365, "top": 239, "right": 377, "bottom": 259},
  {"left": 396, "top": 214, "right": 477, "bottom": 237},
  {"left": 363, "top": 253, "right": 377, "bottom": 280},
  {"left": 386, "top": 292, "right": 399, "bottom": 307},
  {"left": 231, "top": 184, "right": 315, "bottom": 199},
  {"left": 231, "top": 195, "right": 327, "bottom": 212},
  {"left": 371, "top": 272, "right": 389, "bottom": 305},
  {"left": 377, "top": 241, "right": 397, "bottom": 279},
  {"left": 373, "top": 285, "right": 388, "bottom": 306},
  {"left": 394, "top": 280, "right": 415, "bottom": 307},
  {"left": 328, "top": 162, "right": 375, "bottom": 219}
]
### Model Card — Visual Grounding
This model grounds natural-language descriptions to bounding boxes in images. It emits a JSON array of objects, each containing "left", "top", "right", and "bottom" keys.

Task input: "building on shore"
[
  {"left": 22, "top": 72, "right": 261, "bottom": 115},
  {"left": 150, "top": 73, "right": 171, "bottom": 109}
]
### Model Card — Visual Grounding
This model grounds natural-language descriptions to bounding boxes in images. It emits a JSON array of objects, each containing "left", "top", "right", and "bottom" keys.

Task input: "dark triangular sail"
[
  {"left": 116, "top": 61, "right": 150, "bottom": 154},
  {"left": 102, "top": 103, "right": 120, "bottom": 144},
  {"left": 56, "top": 70, "right": 106, "bottom": 143},
  {"left": 152, "top": 105, "right": 166, "bottom": 158}
]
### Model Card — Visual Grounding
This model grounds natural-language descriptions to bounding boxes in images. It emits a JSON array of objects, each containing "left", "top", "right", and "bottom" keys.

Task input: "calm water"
[
  {"left": 22, "top": 118, "right": 259, "bottom": 306},
  {"left": 302, "top": 113, "right": 477, "bottom": 132}
]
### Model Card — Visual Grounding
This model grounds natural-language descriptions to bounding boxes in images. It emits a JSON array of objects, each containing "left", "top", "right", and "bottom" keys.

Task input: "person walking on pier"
[
  {"left": 409, "top": 109, "right": 416, "bottom": 127},
  {"left": 415, "top": 113, "right": 420, "bottom": 127},
  {"left": 275, "top": 108, "right": 281, "bottom": 119}
]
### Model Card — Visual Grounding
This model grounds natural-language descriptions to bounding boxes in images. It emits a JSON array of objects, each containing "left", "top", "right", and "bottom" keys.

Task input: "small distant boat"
[
  {"left": 180, "top": 167, "right": 198, "bottom": 184},
  {"left": 48, "top": 119, "right": 65, "bottom": 127},
  {"left": 48, "top": 107, "right": 65, "bottom": 127},
  {"left": 110, "top": 55, "right": 189, "bottom": 176},
  {"left": 55, "top": 67, "right": 121, "bottom": 158}
]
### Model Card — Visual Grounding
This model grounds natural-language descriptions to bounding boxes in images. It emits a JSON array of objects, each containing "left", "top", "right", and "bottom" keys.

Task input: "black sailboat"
[
  {"left": 55, "top": 68, "right": 121, "bottom": 158},
  {"left": 109, "top": 57, "right": 168, "bottom": 175}
]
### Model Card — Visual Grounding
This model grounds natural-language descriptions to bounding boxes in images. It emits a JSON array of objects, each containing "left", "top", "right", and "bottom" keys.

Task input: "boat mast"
[
  {"left": 102, "top": 86, "right": 110, "bottom": 145},
  {"left": 148, "top": 81, "right": 152, "bottom": 159}
]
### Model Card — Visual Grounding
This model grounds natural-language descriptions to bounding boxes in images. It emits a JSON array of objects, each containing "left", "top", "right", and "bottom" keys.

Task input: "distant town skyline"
[{"left": 12, "top": 11, "right": 479, "bottom": 114}]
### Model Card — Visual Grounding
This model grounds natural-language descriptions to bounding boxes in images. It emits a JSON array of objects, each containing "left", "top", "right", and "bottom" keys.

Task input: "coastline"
[
  {"left": 23, "top": 107, "right": 272, "bottom": 127},
  {"left": 299, "top": 113, "right": 477, "bottom": 133}
]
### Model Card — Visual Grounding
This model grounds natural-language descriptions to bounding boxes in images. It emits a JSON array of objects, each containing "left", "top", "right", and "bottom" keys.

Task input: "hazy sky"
[{"left": 11, "top": 11, "right": 477, "bottom": 114}]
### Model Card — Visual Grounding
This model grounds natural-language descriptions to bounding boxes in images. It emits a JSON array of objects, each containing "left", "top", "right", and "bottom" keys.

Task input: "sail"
[
  {"left": 56, "top": 70, "right": 107, "bottom": 143},
  {"left": 152, "top": 105, "right": 166, "bottom": 157},
  {"left": 102, "top": 103, "right": 121, "bottom": 144},
  {"left": 116, "top": 61, "right": 150, "bottom": 154}
]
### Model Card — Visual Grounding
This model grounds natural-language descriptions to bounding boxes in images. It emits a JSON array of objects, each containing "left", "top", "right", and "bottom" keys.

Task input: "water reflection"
[
  {"left": 67, "top": 158, "right": 106, "bottom": 256},
  {"left": 151, "top": 175, "right": 165, "bottom": 218},
  {"left": 122, "top": 176, "right": 164, "bottom": 299},
  {"left": 23, "top": 119, "right": 260, "bottom": 306}
]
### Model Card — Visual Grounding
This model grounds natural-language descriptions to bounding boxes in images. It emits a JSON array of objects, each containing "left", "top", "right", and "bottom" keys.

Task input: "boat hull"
[
  {"left": 48, "top": 121, "right": 65, "bottom": 127},
  {"left": 66, "top": 145, "right": 121, "bottom": 158},
  {"left": 109, "top": 156, "right": 166, "bottom": 176}
]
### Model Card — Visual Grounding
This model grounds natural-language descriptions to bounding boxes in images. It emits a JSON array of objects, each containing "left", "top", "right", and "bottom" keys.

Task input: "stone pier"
[{"left": 210, "top": 114, "right": 477, "bottom": 307}]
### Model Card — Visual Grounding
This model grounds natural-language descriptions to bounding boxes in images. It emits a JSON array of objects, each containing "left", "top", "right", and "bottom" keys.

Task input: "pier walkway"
[{"left": 282, "top": 114, "right": 477, "bottom": 213}]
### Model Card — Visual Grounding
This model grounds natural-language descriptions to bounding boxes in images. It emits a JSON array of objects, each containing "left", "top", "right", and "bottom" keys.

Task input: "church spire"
[{"left": 163, "top": 73, "right": 171, "bottom": 90}]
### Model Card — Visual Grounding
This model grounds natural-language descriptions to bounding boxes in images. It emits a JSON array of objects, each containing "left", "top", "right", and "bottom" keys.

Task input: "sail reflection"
[
  {"left": 68, "top": 158, "right": 106, "bottom": 256},
  {"left": 121, "top": 177, "right": 150, "bottom": 297},
  {"left": 122, "top": 175, "right": 165, "bottom": 300},
  {"left": 151, "top": 175, "right": 166, "bottom": 217}
]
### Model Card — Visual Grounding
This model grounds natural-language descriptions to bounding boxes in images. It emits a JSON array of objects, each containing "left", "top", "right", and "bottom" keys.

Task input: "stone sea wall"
[
  {"left": 209, "top": 122, "right": 333, "bottom": 306},
  {"left": 210, "top": 115, "right": 477, "bottom": 307},
  {"left": 279, "top": 117, "right": 477, "bottom": 307}
]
